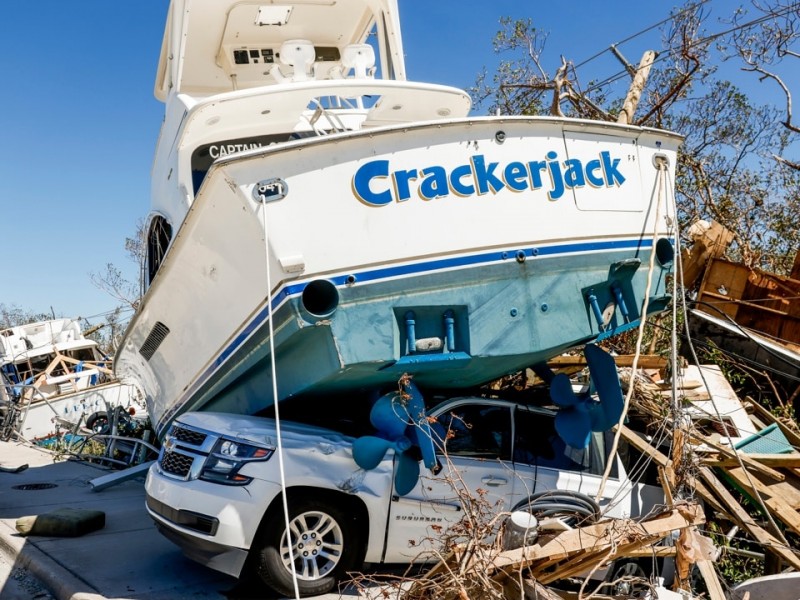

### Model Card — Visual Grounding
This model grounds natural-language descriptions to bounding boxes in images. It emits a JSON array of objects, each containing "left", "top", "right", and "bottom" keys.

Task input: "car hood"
[{"left": 175, "top": 411, "right": 356, "bottom": 449}]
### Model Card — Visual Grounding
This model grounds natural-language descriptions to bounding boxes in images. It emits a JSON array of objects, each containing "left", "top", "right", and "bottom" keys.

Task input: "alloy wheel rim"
[{"left": 280, "top": 510, "right": 344, "bottom": 581}]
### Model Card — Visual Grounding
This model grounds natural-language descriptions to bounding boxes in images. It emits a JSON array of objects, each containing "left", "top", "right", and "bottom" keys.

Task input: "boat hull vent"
[{"left": 139, "top": 322, "right": 171, "bottom": 361}]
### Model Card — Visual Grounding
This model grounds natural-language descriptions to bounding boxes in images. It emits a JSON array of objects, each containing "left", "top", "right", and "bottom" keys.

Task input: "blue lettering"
[
  {"left": 393, "top": 169, "right": 418, "bottom": 202},
  {"left": 449, "top": 164, "right": 475, "bottom": 196},
  {"left": 352, "top": 150, "right": 626, "bottom": 206},
  {"left": 419, "top": 166, "right": 449, "bottom": 200},
  {"left": 503, "top": 162, "right": 528, "bottom": 192},
  {"left": 585, "top": 159, "right": 604, "bottom": 187},
  {"left": 563, "top": 158, "right": 586, "bottom": 188},
  {"left": 471, "top": 155, "right": 504, "bottom": 195},
  {"left": 546, "top": 151, "right": 565, "bottom": 201},
  {"left": 601, "top": 151, "right": 625, "bottom": 186},
  {"left": 527, "top": 161, "right": 547, "bottom": 189},
  {"left": 353, "top": 160, "right": 393, "bottom": 206}
]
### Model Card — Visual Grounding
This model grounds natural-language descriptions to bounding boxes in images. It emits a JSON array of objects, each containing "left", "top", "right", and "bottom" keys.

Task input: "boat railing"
[
  {"left": 177, "top": 79, "right": 471, "bottom": 155},
  {"left": 69, "top": 432, "right": 159, "bottom": 469},
  {"left": 0, "top": 382, "right": 59, "bottom": 441},
  {"left": 306, "top": 98, "right": 349, "bottom": 135}
]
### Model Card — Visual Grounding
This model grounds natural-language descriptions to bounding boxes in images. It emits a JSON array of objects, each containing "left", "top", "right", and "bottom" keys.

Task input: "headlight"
[{"left": 199, "top": 438, "right": 273, "bottom": 485}]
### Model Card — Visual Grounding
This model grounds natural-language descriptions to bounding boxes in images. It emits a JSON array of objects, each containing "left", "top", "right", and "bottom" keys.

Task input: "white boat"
[
  {"left": 0, "top": 318, "right": 145, "bottom": 441},
  {"left": 115, "top": 0, "right": 681, "bottom": 439}
]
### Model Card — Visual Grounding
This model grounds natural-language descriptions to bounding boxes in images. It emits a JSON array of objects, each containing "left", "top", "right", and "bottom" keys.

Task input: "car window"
[
  {"left": 436, "top": 404, "right": 512, "bottom": 461},
  {"left": 513, "top": 407, "right": 607, "bottom": 476}
]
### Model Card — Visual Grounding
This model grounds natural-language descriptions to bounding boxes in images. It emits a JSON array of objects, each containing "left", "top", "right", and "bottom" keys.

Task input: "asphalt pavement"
[{"left": 0, "top": 440, "right": 294, "bottom": 600}]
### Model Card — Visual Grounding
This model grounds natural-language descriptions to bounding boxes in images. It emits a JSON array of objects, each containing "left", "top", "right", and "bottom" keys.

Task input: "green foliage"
[{"left": 705, "top": 521, "right": 764, "bottom": 585}]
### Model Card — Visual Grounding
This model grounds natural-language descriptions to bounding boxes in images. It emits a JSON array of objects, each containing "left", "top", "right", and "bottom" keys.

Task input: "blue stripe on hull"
[{"left": 156, "top": 237, "right": 667, "bottom": 435}]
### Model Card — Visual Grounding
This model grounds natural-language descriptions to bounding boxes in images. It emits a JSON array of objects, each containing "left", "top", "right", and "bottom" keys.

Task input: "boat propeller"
[
  {"left": 545, "top": 344, "right": 625, "bottom": 449},
  {"left": 352, "top": 379, "right": 441, "bottom": 496}
]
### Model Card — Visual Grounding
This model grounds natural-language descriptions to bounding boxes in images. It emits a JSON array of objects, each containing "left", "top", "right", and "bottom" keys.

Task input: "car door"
[
  {"left": 509, "top": 405, "right": 635, "bottom": 518},
  {"left": 381, "top": 399, "right": 515, "bottom": 563}
]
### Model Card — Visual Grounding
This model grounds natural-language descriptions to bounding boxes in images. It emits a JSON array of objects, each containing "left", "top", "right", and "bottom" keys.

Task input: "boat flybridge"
[
  {"left": 148, "top": 0, "right": 471, "bottom": 240},
  {"left": 116, "top": 0, "right": 682, "bottom": 439}
]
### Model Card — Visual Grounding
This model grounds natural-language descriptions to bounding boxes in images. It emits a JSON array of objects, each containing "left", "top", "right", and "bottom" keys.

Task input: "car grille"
[
  {"left": 157, "top": 422, "right": 217, "bottom": 480},
  {"left": 170, "top": 424, "right": 207, "bottom": 446},
  {"left": 160, "top": 449, "right": 194, "bottom": 478}
]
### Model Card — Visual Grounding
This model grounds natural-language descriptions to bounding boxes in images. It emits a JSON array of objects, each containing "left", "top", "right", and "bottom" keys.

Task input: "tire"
[
  {"left": 254, "top": 497, "right": 364, "bottom": 598},
  {"left": 607, "top": 559, "right": 650, "bottom": 597},
  {"left": 85, "top": 412, "right": 110, "bottom": 434}
]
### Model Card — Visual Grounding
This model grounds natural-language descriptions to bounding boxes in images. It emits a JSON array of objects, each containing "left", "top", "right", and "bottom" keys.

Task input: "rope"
[
  {"left": 259, "top": 200, "right": 301, "bottom": 599},
  {"left": 596, "top": 156, "right": 668, "bottom": 501}
]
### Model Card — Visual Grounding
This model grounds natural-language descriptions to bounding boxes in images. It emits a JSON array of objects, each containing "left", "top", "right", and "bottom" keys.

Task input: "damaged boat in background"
[
  {"left": 0, "top": 318, "right": 146, "bottom": 442},
  {"left": 114, "top": 0, "right": 682, "bottom": 439}
]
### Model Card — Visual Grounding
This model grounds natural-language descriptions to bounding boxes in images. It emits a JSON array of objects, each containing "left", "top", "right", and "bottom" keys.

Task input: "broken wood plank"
[
  {"left": 623, "top": 546, "right": 676, "bottom": 558},
  {"left": 696, "top": 559, "right": 726, "bottom": 600},
  {"left": 722, "top": 466, "right": 800, "bottom": 537},
  {"left": 547, "top": 354, "right": 669, "bottom": 370},
  {"left": 702, "top": 453, "right": 800, "bottom": 468},
  {"left": 690, "top": 433, "right": 785, "bottom": 482},
  {"left": 681, "top": 220, "right": 734, "bottom": 290},
  {"left": 491, "top": 503, "right": 703, "bottom": 574},
  {"left": 617, "top": 425, "right": 670, "bottom": 467},
  {"left": 698, "top": 467, "right": 800, "bottom": 570}
]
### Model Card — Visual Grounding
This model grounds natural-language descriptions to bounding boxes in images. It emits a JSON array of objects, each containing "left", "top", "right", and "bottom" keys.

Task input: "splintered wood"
[
  {"left": 492, "top": 504, "right": 704, "bottom": 585},
  {"left": 624, "top": 363, "right": 800, "bottom": 573},
  {"left": 404, "top": 505, "right": 704, "bottom": 599}
]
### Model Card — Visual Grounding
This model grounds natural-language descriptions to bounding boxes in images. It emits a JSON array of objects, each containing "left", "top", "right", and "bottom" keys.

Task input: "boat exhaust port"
[
  {"left": 301, "top": 280, "right": 339, "bottom": 317},
  {"left": 655, "top": 237, "right": 675, "bottom": 268}
]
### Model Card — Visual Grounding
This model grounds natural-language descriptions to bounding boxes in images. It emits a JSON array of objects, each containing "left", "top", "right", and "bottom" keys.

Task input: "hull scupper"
[{"left": 114, "top": 0, "right": 682, "bottom": 437}]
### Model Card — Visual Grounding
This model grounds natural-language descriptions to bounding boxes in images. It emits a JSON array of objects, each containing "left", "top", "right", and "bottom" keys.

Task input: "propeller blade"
[
  {"left": 394, "top": 451, "right": 421, "bottom": 496},
  {"left": 549, "top": 373, "right": 581, "bottom": 407},
  {"left": 555, "top": 406, "right": 592, "bottom": 449},
  {"left": 584, "top": 344, "right": 624, "bottom": 432},
  {"left": 403, "top": 381, "right": 438, "bottom": 470},
  {"left": 369, "top": 393, "right": 409, "bottom": 440},
  {"left": 353, "top": 435, "right": 410, "bottom": 470}
]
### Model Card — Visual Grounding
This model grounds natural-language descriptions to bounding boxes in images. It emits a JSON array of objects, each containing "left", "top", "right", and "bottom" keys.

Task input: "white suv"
[{"left": 145, "top": 396, "right": 662, "bottom": 597}]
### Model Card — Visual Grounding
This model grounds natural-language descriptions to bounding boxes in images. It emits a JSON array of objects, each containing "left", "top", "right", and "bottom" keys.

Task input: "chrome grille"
[
  {"left": 170, "top": 424, "right": 207, "bottom": 446},
  {"left": 160, "top": 450, "right": 194, "bottom": 478}
]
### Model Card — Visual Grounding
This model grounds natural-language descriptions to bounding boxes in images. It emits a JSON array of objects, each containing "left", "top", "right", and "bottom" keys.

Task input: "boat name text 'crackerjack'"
[{"left": 352, "top": 150, "right": 627, "bottom": 206}]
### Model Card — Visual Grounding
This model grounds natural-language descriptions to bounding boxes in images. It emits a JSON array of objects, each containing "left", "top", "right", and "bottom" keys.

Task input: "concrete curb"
[{"left": 0, "top": 520, "right": 107, "bottom": 600}]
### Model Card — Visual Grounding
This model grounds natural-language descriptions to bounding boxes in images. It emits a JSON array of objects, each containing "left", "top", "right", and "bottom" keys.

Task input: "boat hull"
[
  {"left": 14, "top": 381, "right": 144, "bottom": 441},
  {"left": 116, "top": 117, "right": 680, "bottom": 437}
]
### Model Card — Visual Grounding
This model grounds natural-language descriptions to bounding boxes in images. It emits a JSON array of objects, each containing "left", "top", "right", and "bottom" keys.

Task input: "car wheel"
[
  {"left": 254, "top": 497, "right": 363, "bottom": 598},
  {"left": 608, "top": 559, "right": 650, "bottom": 597}
]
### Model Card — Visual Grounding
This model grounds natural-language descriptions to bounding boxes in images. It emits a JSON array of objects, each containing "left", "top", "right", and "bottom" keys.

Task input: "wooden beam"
[
  {"left": 491, "top": 504, "right": 703, "bottom": 574},
  {"left": 702, "top": 453, "right": 800, "bottom": 468},
  {"left": 723, "top": 466, "right": 800, "bottom": 537},
  {"left": 690, "top": 433, "right": 785, "bottom": 482},
  {"left": 617, "top": 425, "right": 670, "bottom": 467},
  {"left": 698, "top": 467, "right": 800, "bottom": 570},
  {"left": 548, "top": 354, "right": 668, "bottom": 370},
  {"left": 681, "top": 221, "right": 735, "bottom": 290},
  {"left": 696, "top": 559, "right": 726, "bottom": 600}
]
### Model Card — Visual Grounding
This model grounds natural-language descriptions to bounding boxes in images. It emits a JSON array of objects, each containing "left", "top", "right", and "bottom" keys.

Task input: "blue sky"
[{"left": 0, "top": 1, "right": 778, "bottom": 326}]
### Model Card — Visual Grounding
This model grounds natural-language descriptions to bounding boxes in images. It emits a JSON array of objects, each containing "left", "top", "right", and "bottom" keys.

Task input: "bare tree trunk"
[{"left": 617, "top": 50, "right": 657, "bottom": 125}]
